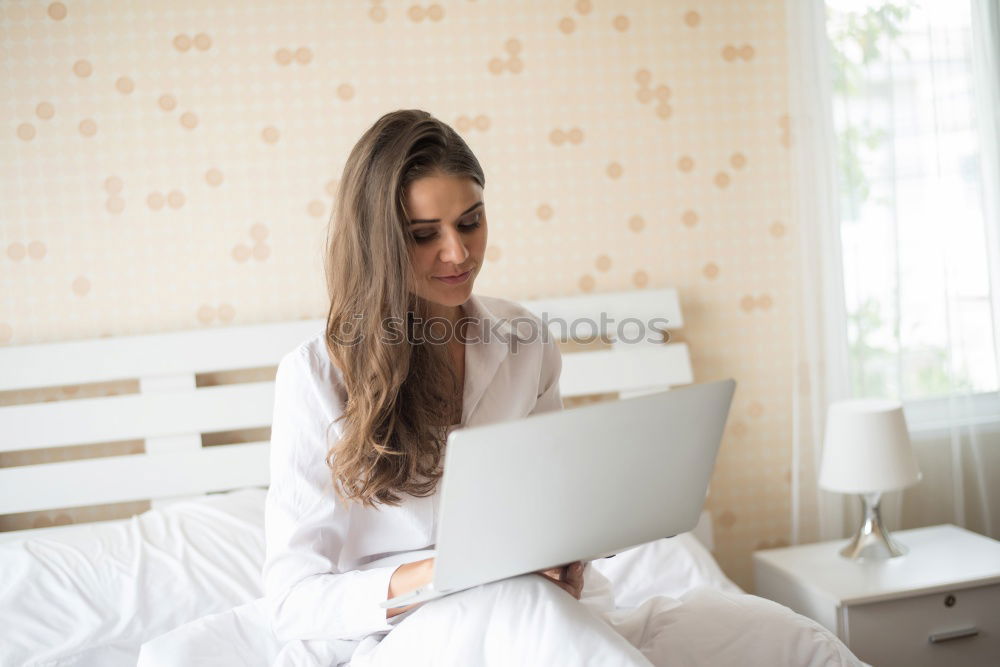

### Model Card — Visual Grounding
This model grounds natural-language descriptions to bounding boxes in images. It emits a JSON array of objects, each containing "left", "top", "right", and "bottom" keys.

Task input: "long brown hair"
[{"left": 324, "top": 109, "right": 486, "bottom": 508}]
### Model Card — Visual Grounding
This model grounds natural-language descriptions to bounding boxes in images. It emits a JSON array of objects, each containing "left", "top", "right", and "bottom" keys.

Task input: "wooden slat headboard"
[{"left": 0, "top": 289, "right": 694, "bottom": 536}]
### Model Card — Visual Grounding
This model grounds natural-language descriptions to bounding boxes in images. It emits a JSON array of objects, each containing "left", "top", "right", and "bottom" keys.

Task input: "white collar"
[{"left": 457, "top": 294, "right": 522, "bottom": 424}]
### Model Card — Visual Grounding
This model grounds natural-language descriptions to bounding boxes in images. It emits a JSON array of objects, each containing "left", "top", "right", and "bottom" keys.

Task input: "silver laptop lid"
[{"left": 432, "top": 378, "right": 736, "bottom": 592}]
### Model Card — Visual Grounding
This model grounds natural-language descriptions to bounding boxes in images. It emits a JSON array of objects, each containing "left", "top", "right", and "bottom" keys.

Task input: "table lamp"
[{"left": 818, "top": 398, "right": 922, "bottom": 560}]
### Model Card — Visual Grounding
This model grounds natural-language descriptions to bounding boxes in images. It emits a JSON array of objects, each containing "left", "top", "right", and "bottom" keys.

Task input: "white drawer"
[{"left": 844, "top": 583, "right": 1000, "bottom": 667}]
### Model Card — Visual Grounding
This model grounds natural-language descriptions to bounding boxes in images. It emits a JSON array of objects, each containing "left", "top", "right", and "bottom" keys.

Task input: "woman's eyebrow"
[{"left": 408, "top": 201, "right": 483, "bottom": 225}]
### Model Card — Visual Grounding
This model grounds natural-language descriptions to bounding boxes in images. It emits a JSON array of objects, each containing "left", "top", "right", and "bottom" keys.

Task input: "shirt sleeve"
[
  {"left": 261, "top": 346, "right": 397, "bottom": 643},
  {"left": 530, "top": 330, "right": 564, "bottom": 415}
]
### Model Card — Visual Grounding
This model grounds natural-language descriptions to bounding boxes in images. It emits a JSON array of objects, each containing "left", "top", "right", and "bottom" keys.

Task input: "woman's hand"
[
  {"left": 386, "top": 557, "right": 435, "bottom": 619},
  {"left": 534, "top": 561, "right": 585, "bottom": 599}
]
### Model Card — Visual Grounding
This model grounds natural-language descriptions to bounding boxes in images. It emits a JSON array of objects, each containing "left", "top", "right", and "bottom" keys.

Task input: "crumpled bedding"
[
  {"left": 0, "top": 488, "right": 862, "bottom": 666},
  {"left": 137, "top": 562, "right": 864, "bottom": 667},
  {"left": 1, "top": 489, "right": 268, "bottom": 667}
]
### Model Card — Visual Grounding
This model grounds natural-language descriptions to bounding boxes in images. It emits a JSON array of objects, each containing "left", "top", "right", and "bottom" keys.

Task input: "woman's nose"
[{"left": 439, "top": 228, "right": 470, "bottom": 265}]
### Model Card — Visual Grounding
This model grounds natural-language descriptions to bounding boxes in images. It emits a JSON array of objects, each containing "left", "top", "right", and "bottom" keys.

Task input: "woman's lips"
[{"left": 433, "top": 269, "right": 473, "bottom": 285}]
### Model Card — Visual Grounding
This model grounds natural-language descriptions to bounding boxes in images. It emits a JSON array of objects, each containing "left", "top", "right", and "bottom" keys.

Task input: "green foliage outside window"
[{"left": 828, "top": 1, "right": 974, "bottom": 398}]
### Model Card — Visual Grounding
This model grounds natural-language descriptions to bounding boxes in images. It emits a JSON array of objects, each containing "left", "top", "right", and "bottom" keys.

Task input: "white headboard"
[{"left": 0, "top": 289, "right": 704, "bottom": 542}]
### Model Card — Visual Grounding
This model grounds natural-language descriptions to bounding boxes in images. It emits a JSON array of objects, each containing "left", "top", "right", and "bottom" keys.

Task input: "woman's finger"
[
  {"left": 563, "top": 562, "right": 584, "bottom": 599},
  {"left": 532, "top": 572, "right": 580, "bottom": 599},
  {"left": 565, "top": 561, "right": 584, "bottom": 587}
]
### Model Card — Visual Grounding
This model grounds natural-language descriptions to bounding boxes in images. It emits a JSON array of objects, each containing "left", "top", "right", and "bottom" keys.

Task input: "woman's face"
[{"left": 403, "top": 173, "right": 487, "bottom": 312}]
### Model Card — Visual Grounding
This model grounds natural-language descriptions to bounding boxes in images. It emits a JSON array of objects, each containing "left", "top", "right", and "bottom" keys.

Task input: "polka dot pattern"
[
  {"left": 455, "top": 114, "right": 491, "bottom": 133},
  {"left": 145, "top": 190, "right": 185, "bottom": 210},
  {"left": 233, "top": 224, "right": 270, "bottom": 263},
  {"left": 778, "top": 114, "right": 793, "bottom": 147},
  {"left": 180, "top": 111, "right": 198, "bottom": 129},
  {"left": 307, "top": 200, "right": 325, "bottom": 217},
  {"left": 634, "top": 69, "right": 672, "bottom": 119},
  {"left": 489, "top": 39, "right": 523, "bottom": 75},
  {"left": 722, "top": 44, "right": 755, "bottom": 62},
  {"left": 740, "top": 294, "right": 774, "bottom": 312},
  {"left": 261, "top": 126, "right": 280, "bottom": 143},
  {"left": 205, "top": 168, "right": 224, "bottom": 187},
  {"left": 16, "top": 123, "right": 35, "bottom": 141},
  {"left": 158, "top": 94, "right": 177, "bottom": 112},
  {"left": 197, "top": 303, "right": 236, "bottom": 325},
  {"left": 72, "top": 276, "right": 91, "bottom": 297},
  {"left": 78, "top": 119, "right": 97, "bottom": 137},
  {"left": 47, "top": 3, "right": 67, "bottom": 21},
  {"left": 549, "top": 127, "right": 584, "bottom": 146},
  {"left": 336, "top": 84, "right": 355, "bottom": 101},
  {"left": 36, "top": 102, "right": 54, "bottom": 120},
  {"left": 368, "top": 6, "right": 387, "bottom": 23},
  {"left": 72, "top": 60, "right": 92, "bottom": 78},
  {"left": 6, "top": 243, "right": 26, "bottom": 261},
  {"left": 104, "top": 176, "right": 125, "bottom": 214},
  {"left": 407, "top": 4, "right": 445, "bottom": 22},
  {"left": 174, "top": 33, "right": 212, "bottom": 52},
  {"left": 0, "top": 0, "right": 800, "bottom": 592},
  {"left": 115, "top": 77, "right": 135, "bottom": 94},
  {"left": 27, "top": 241, "right": 47, "bottom": 260},
  {"left": 275, "top": 47, "right": 313, "bottom": 65},
  {"left": 166, "top": 190, "right": 185, "bottom": 209}
]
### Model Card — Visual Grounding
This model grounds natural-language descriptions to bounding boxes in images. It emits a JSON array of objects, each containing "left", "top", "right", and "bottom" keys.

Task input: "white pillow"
[{"left": 0, "top": 489, "right": 266, "bottom": 667}]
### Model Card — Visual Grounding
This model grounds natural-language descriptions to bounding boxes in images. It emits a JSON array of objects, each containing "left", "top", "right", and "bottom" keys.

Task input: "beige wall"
[{"left": 1, "top": 0, "right": 797, "bottom": 589}]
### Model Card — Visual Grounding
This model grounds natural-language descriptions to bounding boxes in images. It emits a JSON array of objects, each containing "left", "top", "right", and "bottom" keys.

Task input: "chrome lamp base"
[{"left": 840, "top": 492, "right": 908, "bottom": 560}]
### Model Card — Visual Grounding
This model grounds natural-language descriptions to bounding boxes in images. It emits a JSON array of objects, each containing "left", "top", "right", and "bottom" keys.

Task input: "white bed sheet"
[{"left": 0, "top": 488, "right": 746, "bottom": 667}]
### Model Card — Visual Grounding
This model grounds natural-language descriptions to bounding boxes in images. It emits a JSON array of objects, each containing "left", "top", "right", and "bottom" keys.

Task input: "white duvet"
[{"left": 0, "top": 489, "right": 863, "bottom": 666}]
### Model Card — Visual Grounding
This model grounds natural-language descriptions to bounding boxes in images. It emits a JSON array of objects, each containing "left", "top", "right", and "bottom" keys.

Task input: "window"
[{"left": 826, "top": 1, "right": 1000, "bottom": 426}]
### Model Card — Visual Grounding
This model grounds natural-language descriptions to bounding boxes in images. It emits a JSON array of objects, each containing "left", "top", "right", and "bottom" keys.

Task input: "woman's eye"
[
  {"left": 411, "top": 212, "right": 482, "bottom": 242},
  {"left": 460, "top": 212, "right": 483, "bottom": 229}
]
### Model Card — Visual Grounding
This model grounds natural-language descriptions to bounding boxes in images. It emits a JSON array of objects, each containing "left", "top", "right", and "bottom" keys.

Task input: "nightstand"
[{"left": 753, "top": 524, "right": 1000, "bottom": 667}]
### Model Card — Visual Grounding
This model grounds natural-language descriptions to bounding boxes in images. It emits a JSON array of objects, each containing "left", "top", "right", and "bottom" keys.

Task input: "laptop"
[{"left": 379, "top": 378, "right": 736, "bottom": 609}]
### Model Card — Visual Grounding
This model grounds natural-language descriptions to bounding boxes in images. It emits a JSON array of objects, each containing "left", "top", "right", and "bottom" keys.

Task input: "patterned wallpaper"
[{"left": 1, "top": 0, "right": 798, "bottom": 590}]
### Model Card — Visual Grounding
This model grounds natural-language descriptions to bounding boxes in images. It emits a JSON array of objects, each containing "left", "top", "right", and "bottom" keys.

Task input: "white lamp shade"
[{"left": 818, "top": 398, "right": 922, "bottom": 494}]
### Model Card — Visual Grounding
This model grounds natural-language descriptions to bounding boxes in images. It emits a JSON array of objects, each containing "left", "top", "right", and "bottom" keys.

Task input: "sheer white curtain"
[{"left": 786, "top": 0, "right": 1000, "bottom": 544}]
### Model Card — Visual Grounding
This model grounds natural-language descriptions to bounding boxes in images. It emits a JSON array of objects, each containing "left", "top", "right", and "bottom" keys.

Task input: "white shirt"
[{"left": 261, "top": 294, "right": 564, "bottom": 644}]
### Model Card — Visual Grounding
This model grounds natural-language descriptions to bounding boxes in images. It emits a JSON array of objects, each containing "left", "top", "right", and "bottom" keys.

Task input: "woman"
[
  {"left": 261, "top": 109, "right": 650, "bottom": 664},
  {"left": 139, "top": 110, "right": 863, "bottom": 666}
]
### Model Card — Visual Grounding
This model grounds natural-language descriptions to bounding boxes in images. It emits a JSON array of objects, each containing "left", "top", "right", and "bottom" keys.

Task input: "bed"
[{"left": 0, "top": 289, "right": 857, "bottom": 666}]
